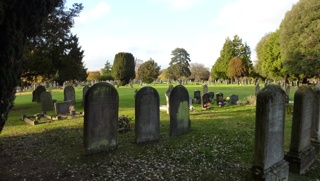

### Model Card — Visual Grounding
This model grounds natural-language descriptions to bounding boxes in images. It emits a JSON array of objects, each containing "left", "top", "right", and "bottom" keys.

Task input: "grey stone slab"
[
  {"left": 54, "top": 101, "right": 72, "bottom": 115},
  {"left": 40, "top": 91, "right": 54, "bottom": 111},
  {"left": 64, "top": 85, "right": 75, "bottom": 104}
]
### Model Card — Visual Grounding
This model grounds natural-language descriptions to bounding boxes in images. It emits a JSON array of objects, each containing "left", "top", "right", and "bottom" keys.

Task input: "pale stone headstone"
[
  {"left": 84, "top": 82, "right": 118, "bottom": 155},
  {"left": 82, "top": 85, "right": 89, "bottom": 106},
  {"left": 135, "top": 86, "right": 160, "bottom": 143},
  {"left": 248, "top": 85, "right": 289, "bottom": 180},
  {"left": 312, "top": 84, "right": 320, "bottom": 152},
  {"left": 165, "top": 84, "right": 174, "bottom": 114},
  {"left": 54, "top": 101, "right": 72, "bottom": 115},
  {"left": 64, "top": 85, "right": 75, "bottom": 104},
  {"left": 285, "top": 86, "right": 316, "bottom": 174},
  {"left": 169, "top": 85, "right": 190, "bottom": 136},
  {"left": 255, "top": 84, "right": 260, "bottom": 96},
  {"left": 229, "top": 94, "right": 239, "bottom": 105},
  {"left": 40, "top": 91, "right": 54, "bottom": 111},
  {"left": 202, "top": 84, "right": 208, "bottom": 94},
  {"left": 32, "top": 85, "right": 46, "bottom": 103}
]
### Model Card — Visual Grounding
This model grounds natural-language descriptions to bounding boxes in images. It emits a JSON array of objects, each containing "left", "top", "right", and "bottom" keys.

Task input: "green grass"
[{"left": 0, "top": 83, "right": 319, "bottom": 180}]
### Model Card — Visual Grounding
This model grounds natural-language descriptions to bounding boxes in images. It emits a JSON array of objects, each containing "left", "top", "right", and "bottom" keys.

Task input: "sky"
[{"left": 66, "top": 0, "right": 299, "bottom": 71}]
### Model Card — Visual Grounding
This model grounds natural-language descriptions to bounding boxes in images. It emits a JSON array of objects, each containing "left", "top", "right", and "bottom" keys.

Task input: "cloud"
[{"left": 77, "top": 1, "right": 111, "bottom": 24}]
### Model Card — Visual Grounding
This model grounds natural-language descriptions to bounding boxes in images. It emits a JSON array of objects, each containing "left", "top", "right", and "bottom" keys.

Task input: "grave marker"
[
  {"left": 64, "top": 85, "right": 75, "bottom": 104},
  {"left": 230, "top": 94, "right": 239, "bottom": 105},
  {"left": 40, "top": 91, "right": 54, "bottom": 111},
  {"left": 312, "top": 84, "right": 320, "bottom": 152},
  {"left": 32, "top": 85, "right": 46, "bottom": 103}
]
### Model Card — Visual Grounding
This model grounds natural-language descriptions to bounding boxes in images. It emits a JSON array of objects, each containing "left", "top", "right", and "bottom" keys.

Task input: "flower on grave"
[
  {"left": 225, "top": 97, "right": 230, "bottom": 101},
  {"left": 218, "top": 101, "right": 223, "bottom": 107},
  {"left": 189, "top": 105, "right": 195, "bottom": 111}
]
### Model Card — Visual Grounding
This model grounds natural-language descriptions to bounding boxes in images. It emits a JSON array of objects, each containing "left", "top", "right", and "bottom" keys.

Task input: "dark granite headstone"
[
  {"left": 54, "top": 101, "right": 72, "bottom": 115},
  {"left": 84, "top": 82, "right": 118, "bottom": 155},
  {"left": 216, "top": 92, "right": 224, "bottom": 106},
  {"left": 230, "top": 94, "right": 239, "bottom": 105},
  {"left": 135, "top": 86, "right": 160, "bottom": 143},
  {"left": 64, "top": 85, "right": 75, "bottom": 104},
  {"left": 193, "top": 90, "right": 201, "bottom": 104},
  {"left": 40, "top": 91, "right": 54, "bottom": 111},
  {"left": 169, "top": 85, "right": 190, "bottom": 136},
  {"left": 82, "top": 85, "right": 89, "bottom": 106},
  {"left": 201, "top": 93, "right": 210, "bottom": 110},
  {"left": 248, "top": 85, "right": 289, "bottom": 180},
  {"left": 32, "top": 85, "right": 46, "bottom": 103},
  {"left": 285, "top": 86, "right": 315, "bottom": 174},
  {"left": 207, "top": 92, "right": 214, "bottom": 103}
]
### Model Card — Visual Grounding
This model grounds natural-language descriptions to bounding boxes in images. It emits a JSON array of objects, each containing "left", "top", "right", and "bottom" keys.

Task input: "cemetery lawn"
[{"left": 1, "top": 84, "right": 319, "bottom": 180}]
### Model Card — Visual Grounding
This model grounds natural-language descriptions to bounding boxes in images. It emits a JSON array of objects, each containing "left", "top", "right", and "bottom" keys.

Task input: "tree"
[
  {"left": 228, "top": 57, "right": 247, "bottom": 80},
  {"left": 166, "top": 48, "right": 191, "bottom": 80},
  {"left": 137, "top": 58, "right": 160, "bottom": 84},
  {"left": 100, "top": 60, "right": 114, "bottom": 80},
  {"left": 0, "top": 0, "right": 60, "bottom": 132},
  {"left": 189, "top": 63, "right": 210, "bottom": 81},
  {"left": 134, "top": 58, "right": 144, "bottom": 79},
  {"left": 112, "top": 52, "right": 135, "bottom": 85},
  {"left": 279, "top": 0, "right": 320, "bottom": 80},
  {"left": 87, "top": 71, "right": 101, "bottom": 81},
  {"left": 22, "top": 1, "right": 87, "bottom": 85}
]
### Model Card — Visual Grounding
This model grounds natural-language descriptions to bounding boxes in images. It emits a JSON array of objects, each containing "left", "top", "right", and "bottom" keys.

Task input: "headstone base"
[
  {"left": 247, "top": 160, "right": 289, "bottom": 181},
  {"left": 284, "top": 145, "right": 315, "bottom": 174}
]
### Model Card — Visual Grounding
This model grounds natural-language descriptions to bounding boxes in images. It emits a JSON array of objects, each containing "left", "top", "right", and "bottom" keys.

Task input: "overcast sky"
[{"left": 66, "top": 0, "right": 299, "bottom": 71}]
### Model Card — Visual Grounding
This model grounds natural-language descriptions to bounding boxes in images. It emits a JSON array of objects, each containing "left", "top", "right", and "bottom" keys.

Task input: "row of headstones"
[
  {"left": 83, "top": 82, "right": 191, "bottom": 155},
  {"left": 248, "top": 84, "right": 320, "bottom": 180}
]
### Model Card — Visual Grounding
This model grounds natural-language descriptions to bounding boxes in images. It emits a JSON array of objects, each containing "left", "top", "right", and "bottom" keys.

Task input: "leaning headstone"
[
  {"left": 169, "top": 85, "right": 190, "bottom": 136},
  {"left": 82, "top": 85, "right": 89, "bottom": 106},
  {"left": 165, "top": 84, "right": 174, "bottom": 114},
  {"left": 64, "top": 85, "right": 75, "bottom": 104},
  {"left": 193, "top": 90, "right": 201, "bottom": 104},
  {"left": 54, "top": 101, "right": 73, "bottom": 115},
  {"left": 255, "top": 84, "right": 260, "bottom": 96},
  {"left": 32, "top": 85, "right": 46, "bottom": 103},
  {"left": 202, "top": 84, "right": 208, "bottom": 94},
  {"left": 285, "top": 86, "right": 316, "bottom": 174},
  {"left": 229, "top": 94, "right": 239, "bottom": 105},
  {"left": 84, "top": 82, "right": 119, "bottom": 155},
  {"left": 135, "top": 86, "right": 160, "bottom": 143},
  {"left": 40, "top": 91, "right": 54, "bottom": 111},
  {"left": 312, "top": 84, "right": 320, "bottom": 152},
  {"left": 248, "top": 85, "right": 289, "bottom": 180}
]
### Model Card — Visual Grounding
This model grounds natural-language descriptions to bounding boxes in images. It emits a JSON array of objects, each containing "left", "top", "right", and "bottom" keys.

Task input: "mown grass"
[{"left": 0, "top": 83, "right": 319, "bottom": 180}]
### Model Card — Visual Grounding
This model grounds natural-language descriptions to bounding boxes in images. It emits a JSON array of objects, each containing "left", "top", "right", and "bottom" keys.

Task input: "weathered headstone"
[
  {"left": 82, "top": 85, "right": 89, "bottom": 106},
  {"left": 201, "top": 93, "right": 211, "bottom": 110},
  {"left": 84, "top": 82, "right": 119, "bottom": 155},
  {"left": 32, "top": 85, "right": 46, "bottom": 103},
  {"left": 193, "top": 90, "right": 201, "bottom": 104},
  {"left": 54, "top": 101, "right": 72, "bottom": 115},
  {"left": 202, "top": 84, "right": 208, "bottom": 94},
  {"left": 248, "top": 85, "right": 289, "bottom": 180},
  {"left": 40, "top": 91, "right": 54, "bottom": 111},
  {"left": 165, "top": 84, "right": 174, "bottom": 114},
  {"left": 207, "top": 92, "right": 214, "bottom": 103},
  {"left": 64, "top": 85, "right": 75, "bottom": 104},
  {"left": 255, "top": 84, "right": 260, "bottom": 96},
  {"left": 135, "top": 86, "right": 160, "bottom": 143},
  {"left": 285, "top": 86, "right": 316, "bottom": 174},
  {"left": 216, "top": 92, "right": 224, "bottom": 106},
  {"left": 169, "top": 85, "right": 191, "bottom": 136},
  {"left": 312, "top": 84, "right": 320, "bottom": 152},
  {"left": 230, "top": 94, "right": 239, "bottom": 105}
]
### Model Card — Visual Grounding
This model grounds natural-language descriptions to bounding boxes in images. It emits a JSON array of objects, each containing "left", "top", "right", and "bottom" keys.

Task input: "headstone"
[
  {"left": 32, "top": 85, "right": 46, "bottom": 103},
  {"left": 285, "top": 86, "right": 316, "bottom": 174},
  {"left": 202, "top": 84, "right": 208, "bottom": 94},
  {"left": 193, "top": 90, "right": 201, "bottom": 104},
  {"left": 207, "top": 92, "right": 214, "bottom": 103},
  {"left": 64, "top": 85, "right": 75, "bottom": 104},
  {"left": 312, "top": 84, "right": 320, "bottom": 152},
  {"left": 201, "top": 93, "right": 211, "bottom": 110},
  {"left": 84, "top": 82, "right": 119, "bottom": 155},
  {"left": 165, "top": 84, "right": 174, "bottom": 114},
  {"left": 135, "top": 86, "right": 160, "bottom": 143},
  {"left": 248, "top": 85, "right": 289, "bottom": 180},
  {"left": 285, "top": 85, "right": 290, "bottom": 103},
  {"left": 82, "top": 85, "right": 89, "bottom": 106},
  {"left": 216, "top": 92, "right": 224, "bottom": 106},
  {"left": 40, "top": 91, "right": 54, "bottom": 111},
  {"left": 229, "top": 94, "right": 239, "bottom": 105},
  {"left": 255, "top": 84, "right": 260, "bottom": 96},
  {"left": 54, "top": 101, "right": 72, "bottom": 115},
  {"left": 169, "top": 85, "right": 191, "bottom": 136}
]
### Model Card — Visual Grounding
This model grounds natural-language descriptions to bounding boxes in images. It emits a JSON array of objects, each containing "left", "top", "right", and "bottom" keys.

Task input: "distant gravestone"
[
  {"left": 32, "top": 85, "right": 46, "bottom": 103},
  {"left": 229, "top": 94, "right": 239, "bottom": 105},
  {"left": 169, "top": 85, "right": 190, "bottom": 136},
  {"left": 135, "top": 86, "right": 160, "bottom": 143},
  {"left": 82, "top": 85, "right": 89, "bottom": 106},
  {"left": 201, "top": 93, "right": 211, "bottom": 110},
  {"left": 312, "top": 84, "right": 320, "bottom": 152},
  {"left": 207, "top": 92, "right": 214, "bottom": 103},
  {"left": 255, "top": 84, "right": 260, "bottom": 96},
  {"left": 40, "top": 91, "right": 54, "bottom": 111},
  {"left": 193, "top": 90, "right": 201, "bottom": 104},
  {"left": 64, "top": 85, "right": 75, "bottom": 104},
  {"left": 248, "top": 85, "right": 289, "bottom": 180},
  {"left": 285, "top": 86, "right": 315, "bottom": 174},
  {"left": 54, "top": 101, "right": 72, "bottom": 115},
  {"left": 202, "top": 84, "right": 208, "bottom": 94},
  {"left": 84, "top": 82, "right": 119, "bottom": 155},
  {"left": 216, "top": 92, "right": 224, "bottom": 106},
  {"left": 165, "top": 84, "right": 174, "bottom": 114}
]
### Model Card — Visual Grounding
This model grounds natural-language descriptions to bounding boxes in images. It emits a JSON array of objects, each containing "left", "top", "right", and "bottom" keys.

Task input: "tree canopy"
[
  {"left": 137, "top": 58, "right": 160, "bottom": 84},
  {"left": 0, "top": 0, "right": 60, "bottom": 132},
  {"left": 112, "top": 52, "right": 135, "bottom": 85},
  {"left": 100, "top": 60, "right": 114, "bottom": 81},
  {"left": 189, "top": 63, "right": 210, "bottom": 81},
  {"left": 166, "top": 48, "right": 191, "bottom": 80}
]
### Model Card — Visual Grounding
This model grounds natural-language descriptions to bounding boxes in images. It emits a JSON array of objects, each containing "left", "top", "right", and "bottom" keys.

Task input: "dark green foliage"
[
  {"left": 22, "top": 1, "right": 87, "bottom": 84},
  {"left": 0, "top": 0, "right": 60, "bottom": 132},
  {"left": 279, "top": 0, "right": 320, "bottom": 79},
  {"left": 166, "top": 48, "right": 191, "bottom": 80},
  {"left": 137, "top": 58, "right": 160, "bottom": 84},
  {"left": 112, "top": 52, "right": 135, "bottom": 85},
  {"left": 100, "top": 60, "right": 114, "bottom": 81}
]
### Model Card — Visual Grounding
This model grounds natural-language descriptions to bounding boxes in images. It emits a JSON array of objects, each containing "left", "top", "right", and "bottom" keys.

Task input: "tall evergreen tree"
[
  {"left": 112, "top": 52, "right": 135, "bottom": 85},
  {"left": 0, "top": 0, "right": 60, "bottom": 132},
  {"left": 100, "top": 60, "right": 113, "bottom": 80},
  {"left": 166, "top": 48, "right": 191, "bottom": 80}
]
